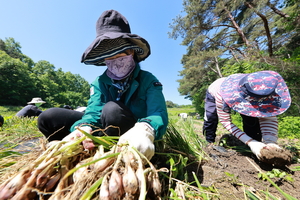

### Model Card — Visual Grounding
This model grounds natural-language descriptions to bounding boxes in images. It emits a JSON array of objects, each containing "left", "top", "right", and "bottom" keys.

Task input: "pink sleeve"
[{"left": 259, "top": 117, "right": 278, "bottom": 143}]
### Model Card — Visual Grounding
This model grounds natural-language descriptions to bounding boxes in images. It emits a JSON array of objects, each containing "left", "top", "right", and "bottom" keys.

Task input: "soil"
[
  {"left": 196, "top": 138, "right": 300, "bottom": 199},
  {"left": 260, "top": 147, "right": 292, "bottom": 166},
  {"left": 159, "top": 123, "right": 299, "bottom": 200}
]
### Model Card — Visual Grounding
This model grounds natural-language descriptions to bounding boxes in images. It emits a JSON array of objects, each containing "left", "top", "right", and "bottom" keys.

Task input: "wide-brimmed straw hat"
[
  {"left": 81, "top": 10, "right": 150, "bottom": 66},
  {"left": 220, "top": 70, "right": 291, "bottom": 117},
  {"left": 27, "top": 97, "right": 46, "bottom": 104}
]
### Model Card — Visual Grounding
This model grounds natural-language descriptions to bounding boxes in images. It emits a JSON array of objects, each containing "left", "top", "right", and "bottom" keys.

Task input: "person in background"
[
  {"left": 38, "top": 9, "right": 168, "bottom": 160},
  {"left": 16, "top": 97, "right": 46, "bottom": 118},
  {"left": 75, "top": 106, "right": 87, "bottom": 113},
  {"left": 0, "top": 115, "right": 4, "bottom": 127},
  {"left": 63, "top": 105, "right": 73, "bottom": 110},
  {"left": 178, "top": 113, "right": 188, "bottom": 121},
  {"left": 202, "top": 70, "right": 291, "bottom": 160}
]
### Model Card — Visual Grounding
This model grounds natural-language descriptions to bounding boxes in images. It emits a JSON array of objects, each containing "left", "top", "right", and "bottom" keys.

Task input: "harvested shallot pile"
[{"left": 0, "top": 128, "right": 168, "bottom": 200}]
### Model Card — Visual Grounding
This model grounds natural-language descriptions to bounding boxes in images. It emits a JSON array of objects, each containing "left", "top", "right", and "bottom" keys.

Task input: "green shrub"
[
  {"left": 230, "top": 112, "right": 243, "bottom": 130},
  {"left": 278, "top": 116, "right": 300, "bottom": 139},
  {"left": 229, "top": 113, "right": 300, "bottom": 140}
]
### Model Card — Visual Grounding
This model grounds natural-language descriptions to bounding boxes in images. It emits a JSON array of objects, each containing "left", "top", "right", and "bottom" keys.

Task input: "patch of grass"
[
  {"left": 0, "top": 105, "right": 23, "bottom": 117},
  {"left": 0, "top": 115, "right": 42, "bottom": 150},
  {"left": 167, "top": 107, "right": 196, "bottom": 117},
  {"left": 278, "top": 116, "right": 300, "bottom": 139},
  {"left": 0, "top": 109, "right": 43, "bottom": 172},
  {"left": 156, "top": 118, "right": 216, "bottom": 198}
]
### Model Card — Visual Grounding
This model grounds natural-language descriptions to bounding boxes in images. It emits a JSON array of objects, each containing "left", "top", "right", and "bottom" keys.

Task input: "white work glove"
[
  {"left": 262, "top": 133, "right": 281, "bottom": 149},
  {"left": 62, "top": 126, "right": 95, "bottom": 150},
  {"left": 118, "top": 122, "right": 155, "bottom": 160},
  {"left": 266, "top": 143, "right": 281, "bottom": 149},
  {"left": 247, "top": 140, "right": 267, "bottom": 160}
]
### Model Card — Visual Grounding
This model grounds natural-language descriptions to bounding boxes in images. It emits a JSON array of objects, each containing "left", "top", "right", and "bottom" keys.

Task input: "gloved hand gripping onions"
[{"left": 0, "top": 126, "right": 168, "bottom": 200}]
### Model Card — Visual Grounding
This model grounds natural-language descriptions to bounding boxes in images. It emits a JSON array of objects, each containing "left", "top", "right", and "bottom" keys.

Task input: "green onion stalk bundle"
[{"left": 0, "top": 127, "right": 168, "bottom": 200}]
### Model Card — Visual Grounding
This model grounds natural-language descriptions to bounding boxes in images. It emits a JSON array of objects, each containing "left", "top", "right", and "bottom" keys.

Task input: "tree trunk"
[{"left": 245, "top": 2, "right": 273, "bottom": 57}]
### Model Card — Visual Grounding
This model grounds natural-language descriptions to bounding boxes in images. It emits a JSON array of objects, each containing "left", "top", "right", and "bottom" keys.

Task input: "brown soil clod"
[{"left": 259, "top": 148, "right": 293, "bottom": 167}]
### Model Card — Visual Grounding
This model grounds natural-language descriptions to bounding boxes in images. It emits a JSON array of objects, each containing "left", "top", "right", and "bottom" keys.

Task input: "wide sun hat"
[
  {"left": 27, "top": 97, "right": 46, "bottom": 104},
  {"left": 220, "top": 70, "right": 291, "bottom": 117},
  {"left": 81, "top": 10, "right": 151, "bottom": 66}
]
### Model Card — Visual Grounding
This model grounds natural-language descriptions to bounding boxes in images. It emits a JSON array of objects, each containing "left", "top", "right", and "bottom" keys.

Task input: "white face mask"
[{"left": 105, "top": 55, "right": 136, "bottom": 80}]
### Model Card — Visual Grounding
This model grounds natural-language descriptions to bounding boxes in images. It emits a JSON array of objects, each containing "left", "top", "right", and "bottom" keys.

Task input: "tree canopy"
[
  {"left": 169, "top": 0, "right": 300, "bottom": 116},
  {"left": 0, "top": 37, "right": 90, "bottom": 108}
]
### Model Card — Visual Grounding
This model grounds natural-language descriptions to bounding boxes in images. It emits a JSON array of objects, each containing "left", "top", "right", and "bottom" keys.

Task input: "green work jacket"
[{"left": 71, "top": 64, "right": 168, "bottom": 140}]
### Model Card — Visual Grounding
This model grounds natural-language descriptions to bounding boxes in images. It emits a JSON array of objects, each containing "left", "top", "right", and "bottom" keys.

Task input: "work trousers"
[
  {"left": 202, "top": 90, "right": 262, "bottom": 143},
  {"left": 38, "top": 101, "right": 137, "bottom": 141}
]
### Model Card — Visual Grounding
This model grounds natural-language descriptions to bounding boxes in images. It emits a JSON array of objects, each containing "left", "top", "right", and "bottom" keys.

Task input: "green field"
[{"left": 0, "top": 105, "right": 300, "bottom": 199}]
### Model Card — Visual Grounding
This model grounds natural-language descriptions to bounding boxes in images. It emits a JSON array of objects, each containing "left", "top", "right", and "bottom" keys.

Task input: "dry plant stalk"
[{"left": 0, "top": 133, "right": 167, "bottom": 200}]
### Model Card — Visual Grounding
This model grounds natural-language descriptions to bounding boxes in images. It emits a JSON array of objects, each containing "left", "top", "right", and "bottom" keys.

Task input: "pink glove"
[
  {"left": 62, "top": 126, "right": 95, "bottom": 150},
  {"left": 118, "top": 122, "right": 155, "bottom": 160},
  {"left": 247, "top": 140, "right": 267, "bottom": 160}
]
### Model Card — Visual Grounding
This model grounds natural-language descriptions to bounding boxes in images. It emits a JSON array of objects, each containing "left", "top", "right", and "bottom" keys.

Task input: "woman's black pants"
[
  {"left": 202, "top": 90, "right": 262, "bottom": 143},
  {"left": 38, "top": 101, "right": 136, "bottom": 141}
]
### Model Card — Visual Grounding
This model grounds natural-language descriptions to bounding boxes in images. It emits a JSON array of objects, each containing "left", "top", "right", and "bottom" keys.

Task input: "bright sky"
[{"left": 0, "top": 0, "right": 192, "bottom": 105}]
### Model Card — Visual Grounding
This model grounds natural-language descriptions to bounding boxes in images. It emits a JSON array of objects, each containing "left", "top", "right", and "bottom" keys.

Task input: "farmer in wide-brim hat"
[
  {"left": 202, "top": 70, "right": 291, "bottom": 160},
  {"left": 28, "top": 97, "right": 46, "bottom": 106},
  {"left": 38, "top": 10, "right": 168, "bottom": 160},
  {"left": 16, "top": 97, "right": 46, "bottom": 118}
]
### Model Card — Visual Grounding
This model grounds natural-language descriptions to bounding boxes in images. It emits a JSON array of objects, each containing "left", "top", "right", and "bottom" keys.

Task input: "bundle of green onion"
[{"left": 0, "top": 127, "right": 167, "bottom": 200}]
